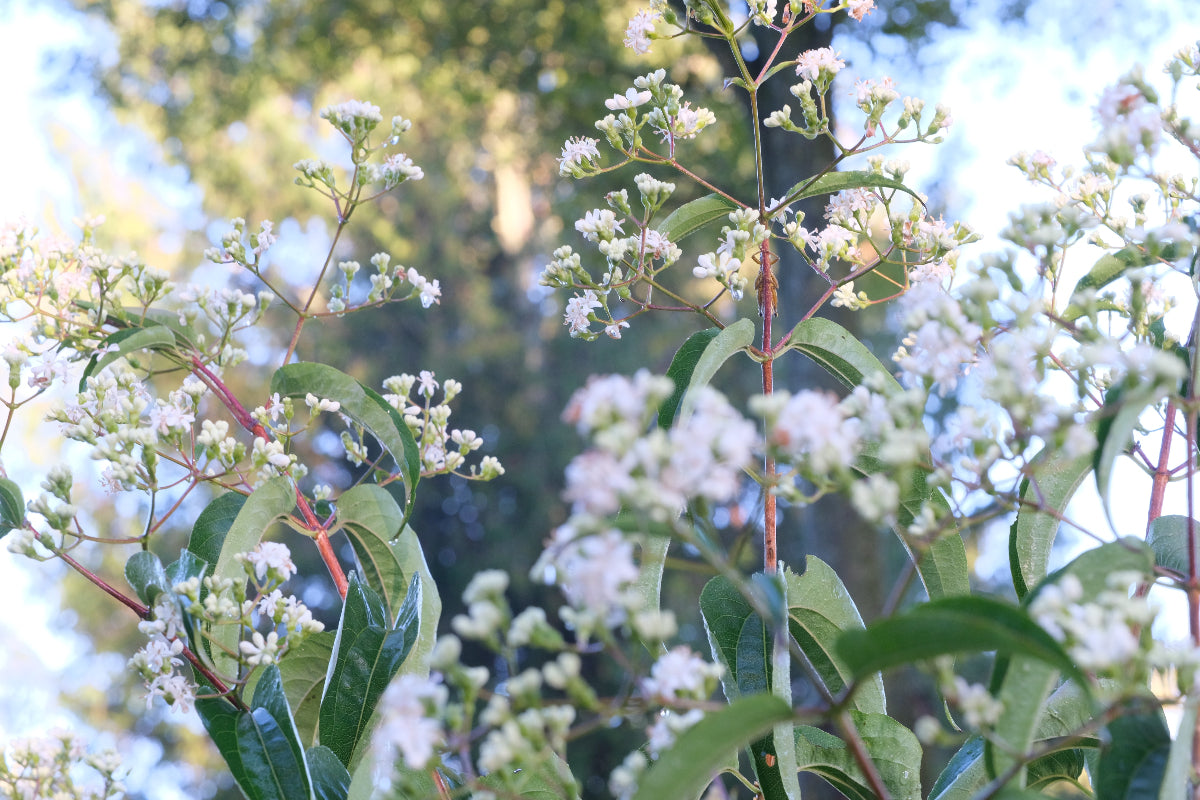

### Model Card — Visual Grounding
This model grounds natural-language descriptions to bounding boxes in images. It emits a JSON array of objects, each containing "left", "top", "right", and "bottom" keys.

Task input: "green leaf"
[
  {"left": 280, "top": 631, "right": 336, "bottom": 747},
  {"left": 793, "top": 712, "right": 922, "bottom": 800},
  {"left": 1009, "top": 442, "right": 1093, "bottom": 599},
  {"left": 678, "top": 318, "right": 756, "bottom": 423},
  {"left": 989, "top": 542, "right": 1151, "bottom": 785},
  {"left": 79, "top": 324, "right": 177, "bottom": 391},
  {"left": 307, "top": 745, "right": 352, "bottom": 800},
  {"left": 656, "top": 194, "right": 740, "bottom": 244},
  {"left": 786, "top": 557, "right": 885, "bottom": 713},
  {"left": 194, "top": 665, "right": 314, "bottom": 800},
  {"left": 388, "top": 525, "right": 440, "bottom": 677},
  {"left": 270, "top": 363, "right": 421, "bottom": 510},
  {"left": 165, "top": 550, "right": 209, "bottom": 587},
  {"left": 1094, "top": 381, "right": 1163, "bottom": 532},
  {"left": 788, "top": 318, "right": 969, "bottom": 602},
  {"left": 985, "top": 657, "right": 1062, "bottom": 784},
  {"left": 769, "top": 568, "right": 802, "bottom": 800},
  {"left": 1096, "top": 711, "right": 1171, "bottom": 800},
  {"left": 0, "top": 477, "right": 25, "bottom": 536},
  {"left": 1147, "top": 515, "right": 1195, "bottom": 575},
  {"left": 209, "top": 477, "right": 296, "bottom": 675},
  {"left": 658, "top": 328, "right": 720, "bottom": 430},
  {"left": 699, "top": 576, "right": 760, "bottom": 702},
  {"left": 1160, "top": 694, "right": 1199, "bottom": 800},
  {"left": 782, "top": 317, "right": 903, "bottom": 397},
  {"left": 187, "top": 490, "right": 248, "bottom": 568},
  {"left": 930, "top": 736, "right": 986, "bottom": 800},
  {"left": 931, "top": 681, "right": 1096, "bottom": 800},
  {"left": 1062, "top": 242, "right": 1194, "bottom": 323},
  {"left": 836, "top": 596, "right": 1087, "bottom": 687},
  {"left": 631, "top": 694, "right": 794, "bottom": 800},
  {"left": 124, "top": 551, "right": 169, "bottom": 606},
  {"left": 337, "top": 484, "right": 408, "bottom": 620},
  {"left": 783, "top": 170, "right": 925, "bottom": 207},
  {"left": 700, "top": 575, "right": 787, "bottom": 799},
  {"left": 319, "top": 572, "right": 421, "bottom": 769}
]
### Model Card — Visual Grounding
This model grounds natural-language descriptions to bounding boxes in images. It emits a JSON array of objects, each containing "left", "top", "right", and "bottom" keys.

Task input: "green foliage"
[{"left": 318, "top": 571, "right": 422, "bottom": 769}]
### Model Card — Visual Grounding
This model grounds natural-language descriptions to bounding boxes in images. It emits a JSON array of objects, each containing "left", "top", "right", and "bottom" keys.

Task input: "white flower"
[
  {"left": 146, "top": 673, "right": 196, "bottom": 713},
  {"left": 606, "top": 88, "right": 653, "bottom": 110},
  {"left": 536, "top": 526, "right": 639, "bottom": 621},
  {"left": 624, "top": 9, "right": 660, "bottom": 55},
  {"left": 847, "top": 0, "right": 876, "bottom": 21},
  {"left": 642, "top": 646, "right": 722, "bottom": 701},
  {"left": 563, "top": 290, "right": 603, "bottom": 334},
  {"left": 239, "top": 630, "right": 281, "bottom": 666},
  {"left": 795, "top": 47, "right": 845, "bottom": 83},
  {"left": 241, "top": 541, "right": 297, "bottom": 582},
  {"left": 558, "top": 136, "right": 601, "bottom": 176},
  {"left": 371, "top": 675, "right": 448, "bottom": 770}
]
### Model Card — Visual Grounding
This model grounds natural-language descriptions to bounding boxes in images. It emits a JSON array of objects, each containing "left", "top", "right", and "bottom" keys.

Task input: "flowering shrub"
[{"left": 5, "top": 1, "right": 1200, "bottom": 798}]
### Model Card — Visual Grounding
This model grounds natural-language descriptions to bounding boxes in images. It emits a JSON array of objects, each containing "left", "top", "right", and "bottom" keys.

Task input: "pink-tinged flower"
[
  {"left": 795, "top": 47, "right": 845, "bottom": 82},
  {"left": 604, "top": 320, "right": 631, "bottom": 339},
  {"left": 624, "top": 9, "right": 660, "bottom": 55},
  {"left": 847, "top": 0, "right": 876, "bottom": 21},
  {"left": 564, "top": 290, "right": 603, "bottom": 333},
  {"left": 539, "top": 526, "right": 640, "bottom": 618}
]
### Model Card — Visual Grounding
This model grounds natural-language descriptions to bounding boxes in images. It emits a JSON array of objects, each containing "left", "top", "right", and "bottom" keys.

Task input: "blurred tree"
[{"left": 40, "top": 0, "right": 1039, "bottom": 796}]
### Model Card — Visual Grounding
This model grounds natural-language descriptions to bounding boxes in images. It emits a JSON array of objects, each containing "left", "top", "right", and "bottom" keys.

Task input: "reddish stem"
[
  {"left": 758, "top": 240, "right": 778, "bottom": 574},
  {"left": 190, "top": 353, "right": 349, "bottom": 599},
  {"left": 57, "top": 540, "right": 244, "bottom": 708},
  {"left": 1148, "top": 402, "right": 1177, "bottom": 526}
]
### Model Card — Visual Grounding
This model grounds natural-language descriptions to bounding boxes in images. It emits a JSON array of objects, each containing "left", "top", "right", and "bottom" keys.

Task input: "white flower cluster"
[
  {"left": 0, "top": 730, "right": 124, "bottom": 800},
  {"left": 131, "top": 542, "right": 323, "bottom": 713},
  {"left": 560, "top": 371, "right": 758, "bottom": 519},
  {"left": 1029, "top": 571, "right": 1162, "bottom": 679},
  {"left": 377, "top": 371, "right": 503, "bottom": 480}
]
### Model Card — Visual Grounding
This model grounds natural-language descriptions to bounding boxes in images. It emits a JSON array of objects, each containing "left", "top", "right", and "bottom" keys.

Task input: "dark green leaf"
[
  {"left": 388, "top": 525, "right": 440, "bottom": 676},
  {"left": 270, "top": 363, "right": 420, "bottom": 509},
  {"left": 187, "top": 491, "right": 248, "bottom": 568},
  {"left": 205, "top": 478, "right": 295, "bottom": 675},
  {"left": 1147, "top": 515, "right": 1195, "bottom": 575},
  {"left": 930, "top": 736, "right": 986, "bottom": 800},
  {"left": 793, "top": 712, "right": 922, "bottom": 800},
  {"left": 836, "top": 596, "right": 1087, "bottom": 687},
  {"left": 1009, "top": 442, "right": 1093, "bottom": 599},
  {"left": 337, "top": 484, "right": 408, "bottom": 620},
  {"left": 658, "top": 328, "right": 720, "bottom": 430},
  {"left": 678, "top": 318, "right": 756, "bottom": 423},
  {"left": 194, "top": 666, "right": 313, "bottom": 800},
  {"left": 786, "top": 557, "right": 885, "bottom": 713},
  {"left": 656, "top": 194, "right": 740, "bottom": 243},
  {"left": 0, "top": 477, "right": 25, "bottom": 536},
  {"left": 124, "top": 550, "right": 169, "bottom": 605},
  {"left": 1096, "top": 711, "right": 1170, "bottom": 800},
  {"left": 630, "top": 694, "right": 794, "bottom": 800},
  {"left": 319, "top": 572, "right": 421, "bottom": 768},
  {"left": 783, "top": 317, "right": 903, "bottom": 397},
  {"left": 250, "top": 664, "right": 311, "bottom": 795},
  {"left": 79, "top": 325, "right": 177, "bottom": 391},
  {"left": 784, "top": 170, "right": 924, "bottom": 207},
  {"left": 280, "top": 631, "right": 336, "bottom": 747},
  {"left": 700, "top": 576, "right": 757, "bottom": 701},
  {"left": 307, "top": 745, "right": 352, "bottom": 800}
]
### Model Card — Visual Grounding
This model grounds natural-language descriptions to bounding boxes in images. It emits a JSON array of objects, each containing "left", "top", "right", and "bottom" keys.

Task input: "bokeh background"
[{"left": 2, "top": 0, "right": 1199, "bottom": 797}]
